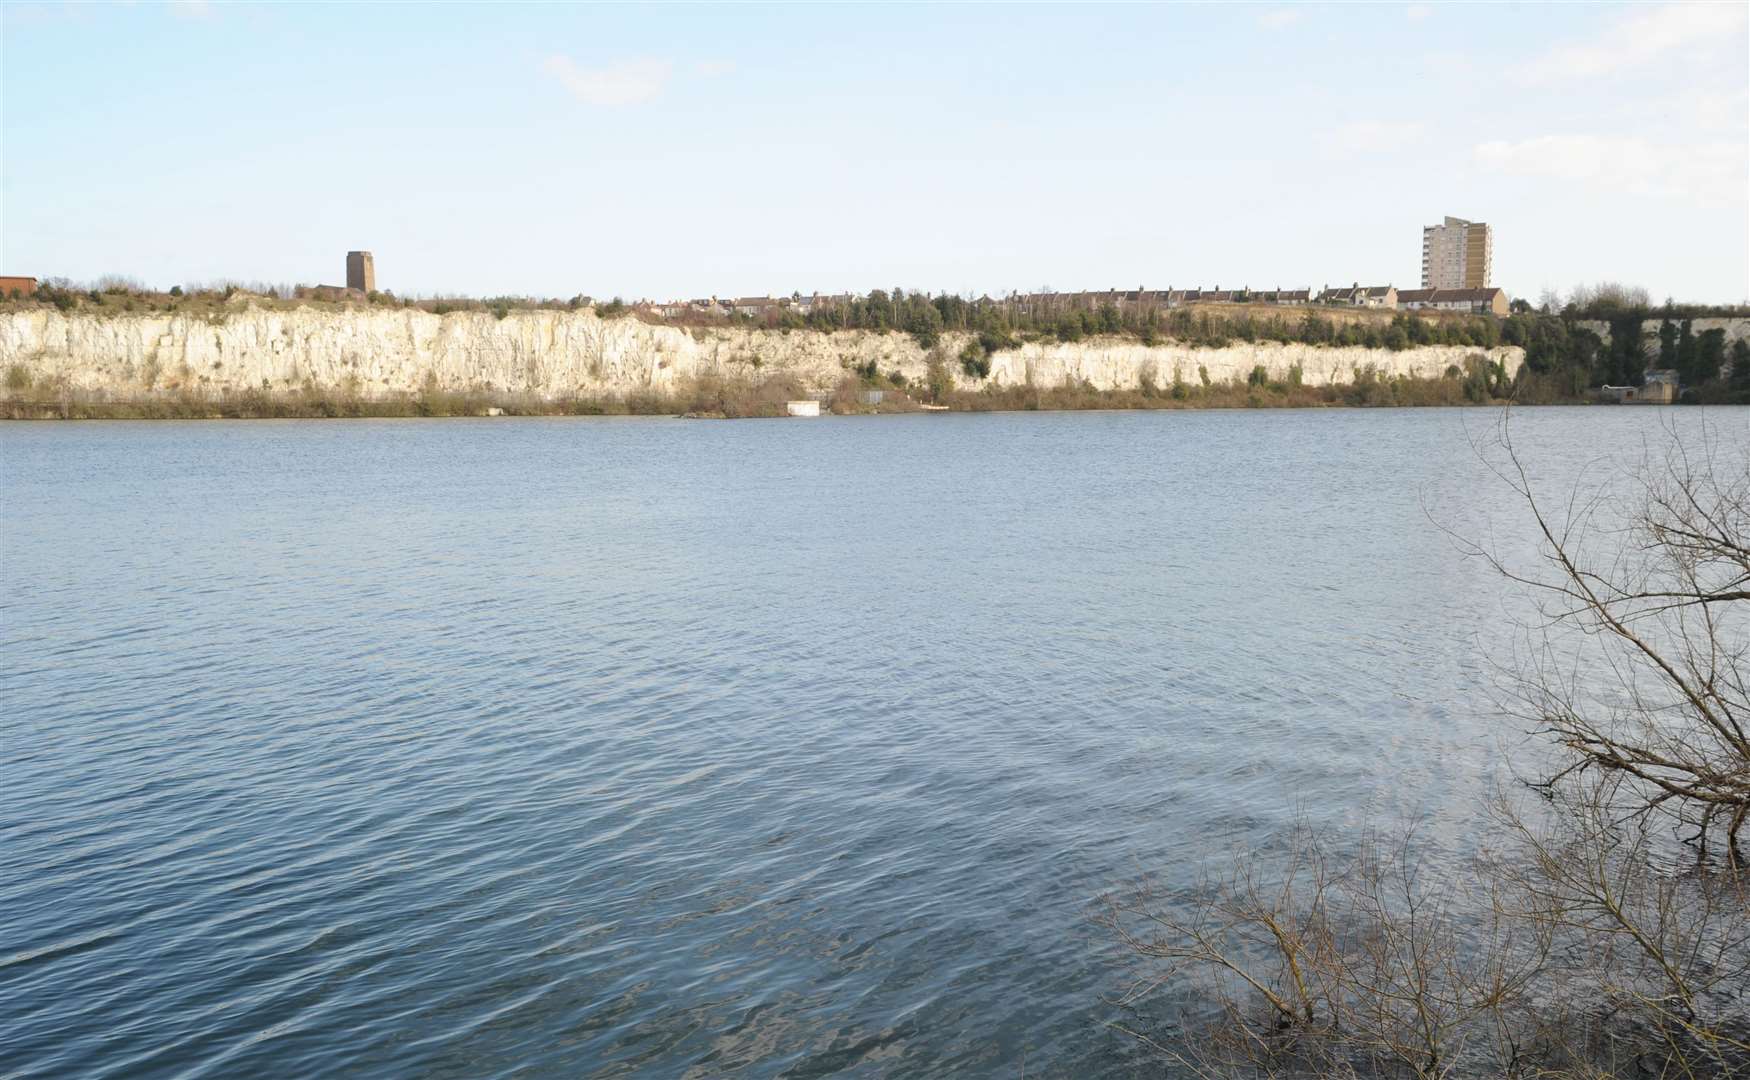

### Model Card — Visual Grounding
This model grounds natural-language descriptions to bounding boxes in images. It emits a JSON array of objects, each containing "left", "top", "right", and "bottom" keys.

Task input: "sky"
[{"left": 2, "top": 1, "right": 1746, "bottom": 304}]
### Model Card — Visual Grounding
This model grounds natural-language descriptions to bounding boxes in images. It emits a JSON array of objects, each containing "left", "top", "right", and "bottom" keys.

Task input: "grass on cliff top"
[
  {"left": 2, "top": 279, "right": 623, "bottom": 322},
  {"left": 6, "top": 279, "right": 1514, "bottom": 355}
]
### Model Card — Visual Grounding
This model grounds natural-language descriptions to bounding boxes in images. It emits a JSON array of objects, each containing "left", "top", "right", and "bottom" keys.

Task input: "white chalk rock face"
[
  {"left": 1574, "top": 317, "right": 1750, "bottom": 359},
  {"left": 0, "top": 306, "right": 1524, "bottom": 398}
]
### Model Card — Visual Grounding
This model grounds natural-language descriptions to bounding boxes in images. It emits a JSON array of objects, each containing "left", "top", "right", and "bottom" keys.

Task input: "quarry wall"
[{"left": 0, "top": 306, "right": 1524, "bottom": 401}]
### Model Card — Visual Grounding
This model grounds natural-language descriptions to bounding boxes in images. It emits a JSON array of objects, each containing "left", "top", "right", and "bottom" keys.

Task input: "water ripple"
[{"left": 3, "top": 408, "right": 1732, "bottom": 1077}]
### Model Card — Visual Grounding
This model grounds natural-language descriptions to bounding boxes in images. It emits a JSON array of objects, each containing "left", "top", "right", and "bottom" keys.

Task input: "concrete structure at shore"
[
  {"left": 1599, "top": 369, "right": 1680, "bottom": 404},
  {"left": 346, "top": 251, "right": 375, "bottom": 294}
]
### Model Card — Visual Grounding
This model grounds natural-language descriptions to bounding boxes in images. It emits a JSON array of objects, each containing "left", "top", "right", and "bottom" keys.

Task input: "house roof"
[{"left": 1399, "top": 288, "right": 1504, "bottom": 303}]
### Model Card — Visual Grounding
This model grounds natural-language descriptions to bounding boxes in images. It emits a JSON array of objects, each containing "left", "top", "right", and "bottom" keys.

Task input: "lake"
[{"left": 0, "top": 407, "right": 1718, "bottom": 1077}]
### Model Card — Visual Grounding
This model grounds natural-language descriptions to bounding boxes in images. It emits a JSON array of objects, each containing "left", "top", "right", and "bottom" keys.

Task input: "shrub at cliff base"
[
  {"left": 0, "top": 367, "right": 1523, "bottom": 420},
  {"left": 675, "top": 373, "right": 808, "bottom": 419},
  {"left": 941, "top": 369, "right": 1497, "bottom": 412}
]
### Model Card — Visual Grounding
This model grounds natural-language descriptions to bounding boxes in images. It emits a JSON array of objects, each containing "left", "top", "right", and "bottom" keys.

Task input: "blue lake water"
[{"left": 0, "top": 407, "right": 1722, "bottom": 1077}]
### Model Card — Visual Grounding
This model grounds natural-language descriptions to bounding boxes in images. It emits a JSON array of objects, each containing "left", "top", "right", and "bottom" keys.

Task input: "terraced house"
[
  {"left": 1396, "top": 287, "right": 1510, "bottom": 316},
  {"left": 1317, "top": 284, "right": 1398, "bottom": 308}
]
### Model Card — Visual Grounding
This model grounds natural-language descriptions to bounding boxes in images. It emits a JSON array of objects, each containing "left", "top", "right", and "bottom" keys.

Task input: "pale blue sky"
[{"left": 3, "top": 2, "right": 1746, "bottom": 303}]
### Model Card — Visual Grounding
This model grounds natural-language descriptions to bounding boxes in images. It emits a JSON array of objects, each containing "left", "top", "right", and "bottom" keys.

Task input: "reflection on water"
[{"left": 1, "top": 407, "right": 1722, "bottom": 1077}]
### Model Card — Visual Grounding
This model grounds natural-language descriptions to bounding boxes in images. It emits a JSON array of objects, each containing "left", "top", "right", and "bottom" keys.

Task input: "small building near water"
[
  {"left": 786, "top": 400, "right": 821, "bottom": 417},
  {"left": 1642, "top": 369, "right": 1679, "bottom": 403},
  {"left": 1599, "top": 369, "right": 1679, "bottom": 404}
]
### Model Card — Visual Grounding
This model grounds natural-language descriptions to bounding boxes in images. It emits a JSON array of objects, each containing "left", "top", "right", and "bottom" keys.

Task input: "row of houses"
[
  {"left": 647, "top": 293, "right": 853, "bottom": 319},
  {"left": 1008, "top": 284, "right": 1510, "bottom": 316},
  {"left": 641, "top": 283, "right": 1511, "bottom": 320},
  {"left": 1323, "top": 285, "right": 1512, "bottom": 316},
  {"left": 1010, "top": 287, "right": 1314, "bottom": 311}
]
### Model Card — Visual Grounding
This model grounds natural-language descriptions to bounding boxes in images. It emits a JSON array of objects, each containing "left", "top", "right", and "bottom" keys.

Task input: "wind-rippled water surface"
[{"left": 1, "top": 407, "right": 1720, "bottom": 1077}]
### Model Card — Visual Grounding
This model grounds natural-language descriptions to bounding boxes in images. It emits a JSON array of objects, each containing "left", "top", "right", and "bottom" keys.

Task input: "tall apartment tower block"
[
  {"left": 1420, "top": 216, "right": 1492, "bottom": 289},
  {"left": 346, "top": 250, "right": 376, "bottom": 293}
]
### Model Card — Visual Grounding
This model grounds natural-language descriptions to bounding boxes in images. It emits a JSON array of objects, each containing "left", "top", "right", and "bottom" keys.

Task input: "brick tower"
[{"left": 346, "top": 251, "right": 376, "bottom": 293}]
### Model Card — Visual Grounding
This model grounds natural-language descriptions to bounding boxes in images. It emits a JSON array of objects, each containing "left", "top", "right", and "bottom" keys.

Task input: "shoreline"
[{"left": 0, "top": 388, "right": 1563, "bottom": 422}]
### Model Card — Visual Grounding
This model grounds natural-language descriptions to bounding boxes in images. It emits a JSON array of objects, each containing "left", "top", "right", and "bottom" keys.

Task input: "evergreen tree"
[
  {"left": 1730, "top": 339, "right": 1750, "bottom": 390},
  {"left": 1675, "top": 319, "right": 1697, "bottom": 380},
  {"left": 1693, "top": 328, "right": 1727, "bottom": 384}
]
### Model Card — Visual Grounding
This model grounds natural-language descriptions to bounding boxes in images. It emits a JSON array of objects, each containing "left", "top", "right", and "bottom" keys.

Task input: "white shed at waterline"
[{"left": 786, "top": 400, "right": 821, "bottom": 417}]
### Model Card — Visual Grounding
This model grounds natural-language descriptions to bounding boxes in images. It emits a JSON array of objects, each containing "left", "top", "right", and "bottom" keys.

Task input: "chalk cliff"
[
  {"left": 1575, "top": 318, "right": 1750, "bottom": 360},
  {"left": 0, "top": 306, "right": 1523, "bottom": 400}
]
